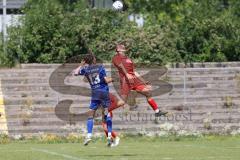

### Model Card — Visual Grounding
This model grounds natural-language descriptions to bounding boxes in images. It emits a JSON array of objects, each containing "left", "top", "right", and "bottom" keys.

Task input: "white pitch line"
[
  {"left": 32, "top": 148, "right": 84, "bottom": 160},
  {"left": 162, "top": 158, "right": 173, "bottom": 160}
]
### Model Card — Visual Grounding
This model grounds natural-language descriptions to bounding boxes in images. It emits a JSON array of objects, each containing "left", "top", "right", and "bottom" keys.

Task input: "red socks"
[{"left": 147, "top": 98, "right": 159, "bottom": 111}]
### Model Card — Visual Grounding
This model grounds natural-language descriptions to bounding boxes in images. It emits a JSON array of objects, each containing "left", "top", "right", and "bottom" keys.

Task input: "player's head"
[
  {"left": 115, "top": 44, "right": 127, "bottom": 54},
  {"left": 83, "top": 53, "right": 96, "bottom": 65}
]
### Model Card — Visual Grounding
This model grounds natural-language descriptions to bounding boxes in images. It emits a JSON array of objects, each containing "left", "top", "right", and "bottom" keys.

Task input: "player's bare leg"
[{"left": 108, "top": 92, "right": 125, "bottom": 112}]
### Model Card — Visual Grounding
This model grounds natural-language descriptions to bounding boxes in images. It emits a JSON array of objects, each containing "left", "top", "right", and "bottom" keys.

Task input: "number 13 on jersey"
[{"left": 89, "top": 73, "right": 100, "bottom": 85}]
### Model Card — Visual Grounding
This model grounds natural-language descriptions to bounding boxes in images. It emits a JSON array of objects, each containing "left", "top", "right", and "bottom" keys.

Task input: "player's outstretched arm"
[{"left": 72, "top": 60, "right": 86, "bottom": 76}]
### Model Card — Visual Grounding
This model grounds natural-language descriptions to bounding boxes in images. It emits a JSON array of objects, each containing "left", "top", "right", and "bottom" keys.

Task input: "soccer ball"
[{"left": 112, "top": 0, "right": 123, "bottom": 11}]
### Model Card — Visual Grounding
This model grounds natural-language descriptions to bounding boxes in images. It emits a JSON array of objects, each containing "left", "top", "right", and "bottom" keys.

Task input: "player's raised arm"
[{"left": 72, "top": 60, "right": 86, "bottom": 76}]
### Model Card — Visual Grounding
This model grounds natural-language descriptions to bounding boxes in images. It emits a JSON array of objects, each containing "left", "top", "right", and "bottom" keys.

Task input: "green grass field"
[{"left": 1, "top": 136, "right": 240, "bottom": 160}]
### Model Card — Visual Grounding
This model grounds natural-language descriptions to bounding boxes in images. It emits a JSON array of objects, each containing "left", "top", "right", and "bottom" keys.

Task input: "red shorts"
[{"left": 120, "top": 77, "right": 147, "bottom": 96}]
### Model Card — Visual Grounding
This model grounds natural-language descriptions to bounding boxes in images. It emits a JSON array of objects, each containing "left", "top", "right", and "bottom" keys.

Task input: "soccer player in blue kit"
[{"left": 73, "top": 53, "right": 114, "bottom": 146}]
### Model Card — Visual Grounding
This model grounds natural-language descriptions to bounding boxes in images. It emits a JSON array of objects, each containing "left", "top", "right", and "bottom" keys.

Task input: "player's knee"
[
  {"left": 147, "top": 92, "right": 152, "bottom": 97},
  {"left": 142, "top": 85, "right": 152, "bottom": 93},
  {"left": 146, "top": 93, "right": 152, "bottom": 100},
  {"left": 87, "top": 109, "right": 95, "bottom": 118},
  {"left": 118, "top": 100, "right": 125, "bottom": 107},
  {"left": 88, "top": 115, "right": 94, "bottom": 120},
  {"left": 141, "top": 90, "right": 151, "bottom": 98}
]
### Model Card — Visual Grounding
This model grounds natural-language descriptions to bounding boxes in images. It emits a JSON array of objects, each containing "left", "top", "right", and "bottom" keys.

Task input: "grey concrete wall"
[{"left": 0, "top": 62, "right": 240, "bottom": 137}]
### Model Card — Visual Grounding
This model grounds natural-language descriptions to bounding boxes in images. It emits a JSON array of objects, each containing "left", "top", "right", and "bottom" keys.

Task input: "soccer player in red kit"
[{"left": 112, "top": 44, "right": 168, "bottom": 117}]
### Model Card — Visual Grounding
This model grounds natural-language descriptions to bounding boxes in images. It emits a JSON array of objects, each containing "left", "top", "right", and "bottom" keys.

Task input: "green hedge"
[{"left": 1, "top": 0, "right": 239, "bottom": 66}]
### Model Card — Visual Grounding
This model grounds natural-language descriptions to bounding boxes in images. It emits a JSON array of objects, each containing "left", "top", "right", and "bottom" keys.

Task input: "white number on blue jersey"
[{"left": 90, "top": 73, "right": 101, "bottom": 85}]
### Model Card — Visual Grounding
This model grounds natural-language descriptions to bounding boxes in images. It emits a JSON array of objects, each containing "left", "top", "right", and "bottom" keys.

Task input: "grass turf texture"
[{"left": 0, "top": 136, "right": 240, "bottom": 160}]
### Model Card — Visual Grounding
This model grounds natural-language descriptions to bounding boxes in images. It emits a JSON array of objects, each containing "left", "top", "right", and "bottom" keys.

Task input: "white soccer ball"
[{"left": 112, "top": 1, "right": 123, "bottom": 11}]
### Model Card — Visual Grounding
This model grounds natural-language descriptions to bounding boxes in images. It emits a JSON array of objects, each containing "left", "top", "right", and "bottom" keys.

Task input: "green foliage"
[
  {"left": 126, "top": 0, "right": 240, "bottom": 63},
  {"left": 0, "top": 133, "right": 10, "bottom": 144},
  {"left": 177, "top": 0, "right": 240, "bottom": 62},
  {"left": 1, "top": 0, "right": 240, "bottom": 66}
]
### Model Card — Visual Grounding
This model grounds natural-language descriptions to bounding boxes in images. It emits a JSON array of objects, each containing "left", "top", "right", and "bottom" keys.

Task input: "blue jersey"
[
  {"left": 79, "top": 64, "right": 110, "bottom": 104},
  {"left": 79, "top": 65, "right": 110, "bottom": 110},
  {"left": 79, "top": 64, "right": 108, "bottom": 90}
]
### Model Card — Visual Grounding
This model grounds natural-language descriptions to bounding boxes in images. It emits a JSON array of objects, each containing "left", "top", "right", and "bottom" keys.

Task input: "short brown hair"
[{"left": 83, "top": 54, "right": 95, "bottom": 65}]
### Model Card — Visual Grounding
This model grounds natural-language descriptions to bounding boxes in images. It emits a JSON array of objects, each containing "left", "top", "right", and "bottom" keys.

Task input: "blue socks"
[
  {"left": 106, "top": 114, "right": 112, "bottom": 137},
  {"left": 87, "top": 118, "right": 93, "bottom": 138},
  {"left": 86, "top": 114, "right": 112, "bottom": 138}
]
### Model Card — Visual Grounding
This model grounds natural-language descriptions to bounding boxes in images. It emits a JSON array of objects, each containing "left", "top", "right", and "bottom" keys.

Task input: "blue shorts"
[{"left": 89, "top": 89, "right": 110, "bottom": 110}]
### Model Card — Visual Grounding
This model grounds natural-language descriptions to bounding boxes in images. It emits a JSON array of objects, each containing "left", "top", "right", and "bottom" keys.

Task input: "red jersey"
[
  {"left": 112, "top": 53, "right": 135, "bottom": 78},
  {"left": 112, "top": 53, "right": 144, "bottom": 88}
]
